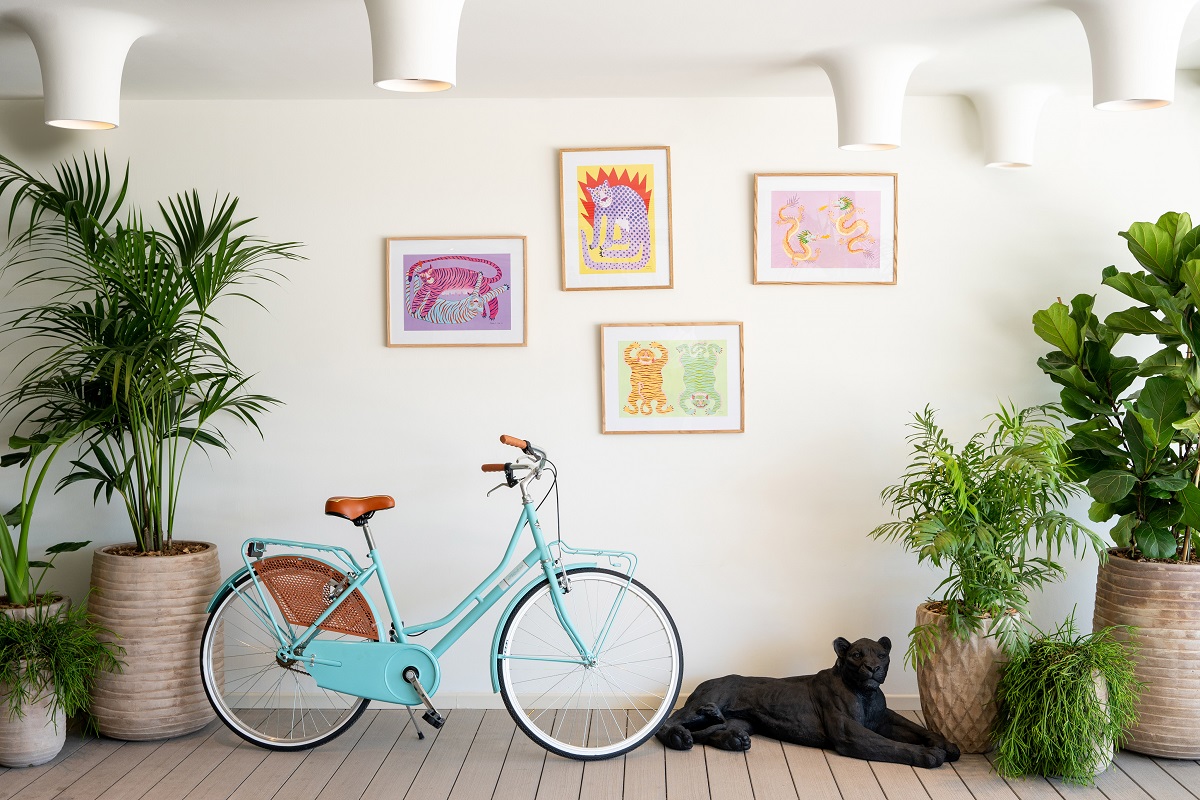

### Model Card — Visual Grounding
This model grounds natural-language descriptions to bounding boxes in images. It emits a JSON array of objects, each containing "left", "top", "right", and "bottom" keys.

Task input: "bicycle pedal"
[{"left": 422, "top": 710, "right": 446, "bottom": 729}]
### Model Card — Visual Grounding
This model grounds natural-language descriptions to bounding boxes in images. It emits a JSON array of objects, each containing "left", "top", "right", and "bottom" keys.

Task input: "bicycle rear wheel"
[
  {"left": 496, "top": 567, "right": 683, "bottom": 760},
  {"left": 200, "top": 572, "right": 371, "bottom": 750}
]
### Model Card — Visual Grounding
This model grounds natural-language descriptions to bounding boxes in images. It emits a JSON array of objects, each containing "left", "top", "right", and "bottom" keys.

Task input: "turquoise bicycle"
[{"left": 199, "top": 435, "right": 684, "bottom": 760}]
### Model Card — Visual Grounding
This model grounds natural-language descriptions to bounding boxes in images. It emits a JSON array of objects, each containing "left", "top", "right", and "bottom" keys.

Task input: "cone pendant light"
[{"left": 363, "top": 0, "right": 467, "bottom": 92}]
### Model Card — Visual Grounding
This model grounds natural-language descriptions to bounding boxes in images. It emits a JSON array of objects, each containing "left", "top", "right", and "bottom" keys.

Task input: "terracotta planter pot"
[
  {"left": 0, "top": 598, "right": 67, "bottom": 767},
  {"left": 1093, "top": 550, "right": 1200, "bottom": 759},
  {"left": 89, "top": 543, "right": 221, "bottom": 740},
  {"left": 914, "top": 602, "right": 1005, "bottom": 754}
]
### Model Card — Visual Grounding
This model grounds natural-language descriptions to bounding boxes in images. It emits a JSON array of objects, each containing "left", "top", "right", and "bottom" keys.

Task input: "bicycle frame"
[{"left": 216, "top": 498, "right": 637, "bottom": 705}]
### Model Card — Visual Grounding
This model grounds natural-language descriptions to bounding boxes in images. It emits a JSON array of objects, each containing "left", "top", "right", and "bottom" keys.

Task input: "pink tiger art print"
[{"left": 406, "top": 256, "right": 504, "bottom": 320}]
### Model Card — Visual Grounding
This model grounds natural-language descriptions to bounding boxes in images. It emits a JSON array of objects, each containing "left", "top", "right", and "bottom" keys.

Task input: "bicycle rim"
[
  {"left": 200, "top": 574, "right": 371, "bottom": 750},
  {"left": 497, "top": 568, "right": 683, "bottom": 760}
]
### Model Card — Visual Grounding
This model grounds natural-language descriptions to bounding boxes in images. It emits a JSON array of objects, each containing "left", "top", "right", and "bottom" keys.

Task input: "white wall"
[{"left": 1, "top": 92, "right": 1198, "bottom": 706}]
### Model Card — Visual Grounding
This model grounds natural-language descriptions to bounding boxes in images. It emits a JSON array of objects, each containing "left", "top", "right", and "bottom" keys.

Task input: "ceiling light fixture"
[
  {"left": 1064, "top": 0, "right": 1198, "bottom": 110},
  {"left": 970, "top": 86, "right": 1055, "bottom": 169},
  {"left": 816, "top": 46, "right": 932, "bottom": 151},
  {"left": 8, "top": 7, "right": 149, "bottom": 130},
  {"left": 363, "top": 0, "right": 467, "bottom": 92}
]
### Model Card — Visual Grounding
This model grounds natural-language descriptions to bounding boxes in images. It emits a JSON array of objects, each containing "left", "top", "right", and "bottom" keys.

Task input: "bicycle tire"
[
  {"left": 200, "top": 572, "right": 371, "bottom": 751},
  {"left": 497, "top": 567, "right": 683, "bottom": 760}
]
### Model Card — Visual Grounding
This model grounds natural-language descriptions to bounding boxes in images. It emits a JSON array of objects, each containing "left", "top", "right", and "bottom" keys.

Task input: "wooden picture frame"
[
  {"left": 600, "top": 322, "right": 744, "bottom": 434},
  {"left": 753, "top": 173, "right": 897, "bottom": 285},
  {"left": 385, "top": 236, "right": 527, "bottom": 347},
  {"left": 560, "top": 146, "right": 673, "bottom": 291}
]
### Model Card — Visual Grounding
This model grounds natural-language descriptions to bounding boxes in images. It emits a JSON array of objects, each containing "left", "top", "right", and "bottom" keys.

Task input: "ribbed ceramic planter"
[
  {"left": 89, "top": 543, "right": 221, "bottom": 740},
  {"left": 914, "top": 602, "right": 1005, "bottom": 754},
  {"left": 0, "top": 598, "right": 67, "bottom": 767},
  {"left": 1093, "top": 550, "right": 1200, "bottom": 758}
]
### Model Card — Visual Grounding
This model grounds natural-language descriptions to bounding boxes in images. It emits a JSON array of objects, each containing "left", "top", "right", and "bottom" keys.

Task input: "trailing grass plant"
[
  {"left": 992, "top": 614, "right": 1141, "bottom": 784},
  {"left": 0, "top": 601, "right": 123, "bottom": 730},
  {"left": 870, "top": 404, "right": 1105, "bottom": 667}
]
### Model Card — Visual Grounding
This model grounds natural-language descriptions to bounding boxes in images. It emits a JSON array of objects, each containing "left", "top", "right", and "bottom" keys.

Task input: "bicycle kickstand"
[{"left": 404, "top": 705, "right": 425, "bottom": 740}]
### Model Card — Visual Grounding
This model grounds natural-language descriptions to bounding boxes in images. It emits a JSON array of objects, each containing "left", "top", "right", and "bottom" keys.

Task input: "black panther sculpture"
[{"left": 656, "top": 636, "right": 961, "bottom": 769}]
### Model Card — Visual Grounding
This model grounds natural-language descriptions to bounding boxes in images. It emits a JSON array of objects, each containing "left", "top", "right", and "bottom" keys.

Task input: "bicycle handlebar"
[
  {"left": 481, "top": 463, "right": 508, "bottom": 472},
  {"left": 500, "top": 434, "right": 528, "bottom": 450}
]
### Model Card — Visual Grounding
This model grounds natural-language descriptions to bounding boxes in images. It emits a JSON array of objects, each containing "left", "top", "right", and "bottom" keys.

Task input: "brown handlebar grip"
[
  {"left": 500, "top": 435, "right": 528, "bottom": 450},
  {"left": 482, "top": 463, "right": 508, "bottom": 472}
]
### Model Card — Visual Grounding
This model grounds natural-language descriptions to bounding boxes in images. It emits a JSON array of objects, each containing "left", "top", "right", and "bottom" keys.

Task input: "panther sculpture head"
[{"left": 833, "top": 636, "right": 891, "bottom": 691}]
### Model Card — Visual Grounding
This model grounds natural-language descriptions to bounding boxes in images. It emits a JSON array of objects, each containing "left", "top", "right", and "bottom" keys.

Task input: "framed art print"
[
  {"left": 560, "top": 146, "right": 673, "bottom": 291},
  {"left": 753, "top": 173, "right": 897, "bottom": 285},
  {"left": 385, "top": 236, "right": 527, "bottom": 347},
  {"left": 600, "top": 322, "right": 744, "bottom": 434}
]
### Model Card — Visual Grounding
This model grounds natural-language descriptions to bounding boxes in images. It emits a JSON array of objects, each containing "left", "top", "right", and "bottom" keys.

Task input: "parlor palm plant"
[{"left": 871, "top": 404, "right": 1104, "bottom": 663}]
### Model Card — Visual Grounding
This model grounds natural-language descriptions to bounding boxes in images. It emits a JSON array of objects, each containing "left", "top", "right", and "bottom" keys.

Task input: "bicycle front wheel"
[
  {"left": 200, "top": 572, "right": 371, "bottom": 750},
  {"left": 497, "top": 567, "right": 683, "bottom": 760}
]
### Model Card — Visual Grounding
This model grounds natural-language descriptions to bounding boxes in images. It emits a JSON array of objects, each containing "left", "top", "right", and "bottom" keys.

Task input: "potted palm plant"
[
  {"left": 992, "top": 615, "right": 1141, "bottom": 784},
  {"left": 0, "top": 600, "right": 122, "bottom": 767},
  {"left": 870, "top": 404, "right": 1104, "bottom": 753},
  {"left": 0, "top": 153, "right": 300, "bottom": 739},
  {"left": 1032, "top": 211, "right": 1200, "bottom": 758}
]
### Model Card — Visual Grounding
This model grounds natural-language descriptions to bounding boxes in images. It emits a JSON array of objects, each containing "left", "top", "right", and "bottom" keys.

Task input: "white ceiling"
[{"left": 1, "top": 0, "right": 1200, "bottom": 101}]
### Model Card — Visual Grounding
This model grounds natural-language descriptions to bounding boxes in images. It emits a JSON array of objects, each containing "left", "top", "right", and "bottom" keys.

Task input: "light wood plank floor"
[{"left": 3, "top": 710, "right": 1198, "bottom": 800}]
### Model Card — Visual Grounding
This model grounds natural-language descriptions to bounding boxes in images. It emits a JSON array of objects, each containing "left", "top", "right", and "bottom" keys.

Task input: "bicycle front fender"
[
  {"left": 207, "top": 566, "right": 252, "bottom": 613},
  {"left": 489, "top": 561, "right": 597, "bottom": 693}
]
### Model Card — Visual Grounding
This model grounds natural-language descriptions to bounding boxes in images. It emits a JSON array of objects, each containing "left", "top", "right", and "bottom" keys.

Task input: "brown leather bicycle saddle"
[{"left": 325, "top": 495, "right": 396, "bottom": 522}]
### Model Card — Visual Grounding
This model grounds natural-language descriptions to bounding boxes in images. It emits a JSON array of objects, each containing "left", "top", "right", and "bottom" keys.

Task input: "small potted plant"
[
  {"left": 870, "top": 404, "right": 1104, "bottom": 753},
  {"left": 992, "top": 614, "right": 1140, "bottom": 784},
  {"left": 0, "top": 600, "right": 122, "bottom": 767}
]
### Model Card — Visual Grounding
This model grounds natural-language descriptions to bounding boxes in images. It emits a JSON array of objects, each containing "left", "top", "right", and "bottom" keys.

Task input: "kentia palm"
[
  {"left": 0, "top": 153, "right": 300, "bottom": 739},
  {"left": 870, "top": 404, "right": 1103, "bottom": 752}
]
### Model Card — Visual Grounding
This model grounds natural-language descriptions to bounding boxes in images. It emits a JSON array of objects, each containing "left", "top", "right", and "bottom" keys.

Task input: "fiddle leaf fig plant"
[{"left": 1032, "top": 212, "right": 1200, "bottom": 561}]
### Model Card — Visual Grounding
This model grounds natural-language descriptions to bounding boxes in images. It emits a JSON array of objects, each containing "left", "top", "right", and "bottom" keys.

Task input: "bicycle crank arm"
[{"left": 403, "top": 667, "right": 444, "bottom": 728}]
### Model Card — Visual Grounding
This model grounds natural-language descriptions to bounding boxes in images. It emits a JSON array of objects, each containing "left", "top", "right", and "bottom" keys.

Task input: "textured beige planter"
[
  {"left": 914, "top": 602, "right": 1005, "bottom": 754},
  {"left": 89, "top": 543, "right": 221, "bottom": 740},
  {"left": 0, "top": 598, "right": 67, "bottom": 767},
  {"left": 1093, "top": 550, "right": 1200, "bottom": 759}
]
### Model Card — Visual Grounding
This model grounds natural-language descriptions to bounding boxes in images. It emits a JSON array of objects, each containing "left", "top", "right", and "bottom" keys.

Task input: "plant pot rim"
[
  {"left": 917, "top": 600, "right": 1017, "bottom": 619},
  {"left": 95, "top": 541, "right": 216, "bottom": 558},
  {"left": 0, "top": 593, "right": 64, "bottom": 611},
  {"left": 1106, "top": 547, "right": 1200, "bottom": 568}
]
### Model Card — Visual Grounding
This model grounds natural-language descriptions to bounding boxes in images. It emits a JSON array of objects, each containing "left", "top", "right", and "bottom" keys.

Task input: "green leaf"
[
  {"left": 1149, "top": 475, "right": 1191, "bottom": 492},
  {"left": 1140, "top": 347, "right": 1188, "bottom": 378},
  {"left": 1174, "top": 410, "right": 1200, "bottom": 437},
  {"left": 1135, "top": 524, "right": 1178, "bottom": 559},
  {"left": 1121, "top": 410, "right": 1149, "bottom": 475},
  {"left": 1135, "top": 376, "right": 1189, "bottom": 449},
  {"left": 1102, "top": 269, "right": 1171, "bottom": 306},
  {"left": 1104, "top": 307, "right": 1178, "bottom": 337},
  {"left": 44, "top": 541, "right": 91, "bottom": 555},
  {"left": 1089, "top": 501, "right": 1116, "bottom": 523},
  {"left": 1149, "top": 502, "right": 1184, "bottom": 528},
  {"left": 1088, "top": 470, "right": 1137, "bottom": 503},
  {"left": 1176, "top": 483, "right": 1200, "bottom": 529},
  {"left": 1158, "top": 211, "right": 1192, "bottom": 250},
  {"left": 26, "top": 560, "right": 52, "bottom": 569},
  {"left": 1033, "top": 303, "right": 1082, "bottom": 360},
  {"left": 1121, "top": 221, "right": 1176, "bottom": 281},
  {"left": 1060, "top": 387, "right": 1109, "bottom": 419},
  {"left": 1111, "top": 514, "right": 1136, "bottom": 548}
]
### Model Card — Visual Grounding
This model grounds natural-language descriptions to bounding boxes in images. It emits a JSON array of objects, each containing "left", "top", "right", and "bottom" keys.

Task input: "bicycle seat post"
[{"left": 361, "top": 521, "right": 377, "bottom": 552}]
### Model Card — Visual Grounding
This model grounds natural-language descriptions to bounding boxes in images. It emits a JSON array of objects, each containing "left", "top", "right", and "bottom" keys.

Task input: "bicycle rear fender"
[
  {"left": 489, "top": 561, "right": 597, "bottom": 693},
  {"left": 204, "top": 558, "right": 387, "bottom": 644},
  {"left": 207, "top": 566, "right": 252, "bottom": 613}
]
